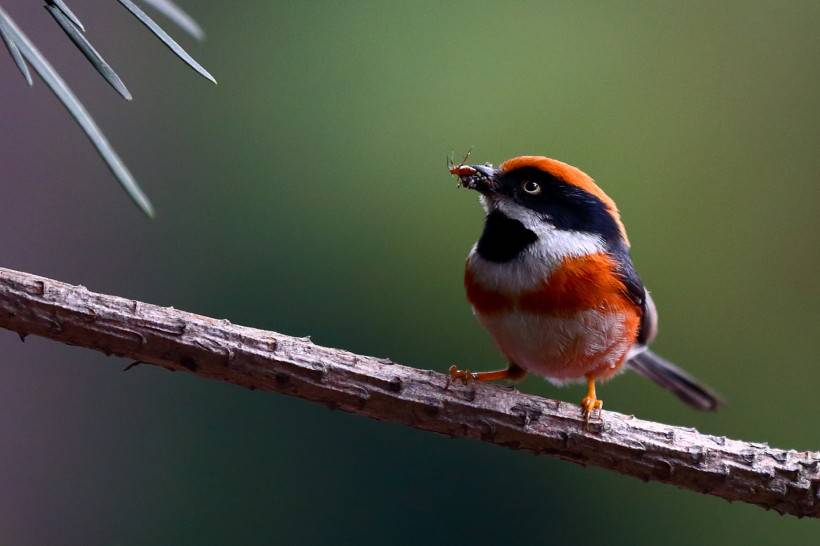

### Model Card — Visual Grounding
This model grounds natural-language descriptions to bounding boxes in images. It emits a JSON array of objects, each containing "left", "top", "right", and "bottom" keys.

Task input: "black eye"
[{"left": 522, "top": 180, "right": 541, "bottom": 195}]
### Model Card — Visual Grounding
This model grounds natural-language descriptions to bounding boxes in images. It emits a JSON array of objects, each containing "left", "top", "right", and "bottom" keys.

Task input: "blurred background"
[{"left": 1, "top": 0, "right": 819, "bottom": 544}]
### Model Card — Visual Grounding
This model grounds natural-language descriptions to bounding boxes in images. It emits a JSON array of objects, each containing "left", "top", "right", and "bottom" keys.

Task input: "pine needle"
[
  {"left": 139, "top": 0, "right": 205, "bottom": 41},
  {"left": 116, "top": 0, "right": 216, "bottom": 84},
  {"left": 45, "top": 3, "right": 132, "bottom": 100},
  {"left": 0, "top": 16, "right": 32, "bottom": 86},
  {"left": 0, "top": 6, "right": 155, "bottom": 218},
  {"left": 48, "top": 0, "right": 85, "bottom": 32}
]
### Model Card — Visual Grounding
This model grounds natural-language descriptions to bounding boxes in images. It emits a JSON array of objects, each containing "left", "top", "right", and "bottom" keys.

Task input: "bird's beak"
[{"left": 449, "top": 164, "right": 499, "bottom": 194}]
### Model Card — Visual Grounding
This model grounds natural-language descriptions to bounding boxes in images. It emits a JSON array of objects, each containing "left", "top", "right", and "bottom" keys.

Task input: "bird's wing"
[
  {"left": 637, "top": 289, "right": 658, "bottom": 346},
  {"left": 610, "top": 248, "right": 655, "bottom": 346}
]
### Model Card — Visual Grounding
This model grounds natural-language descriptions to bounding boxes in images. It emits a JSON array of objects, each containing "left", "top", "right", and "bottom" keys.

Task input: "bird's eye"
[{"left": 522, "top": 180, "right": 541, "bottom": 195}]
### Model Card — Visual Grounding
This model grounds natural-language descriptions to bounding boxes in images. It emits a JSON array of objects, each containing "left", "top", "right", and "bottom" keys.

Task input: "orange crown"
[{"left": 500, "top": 156, "right": 628, "bottom": 245}]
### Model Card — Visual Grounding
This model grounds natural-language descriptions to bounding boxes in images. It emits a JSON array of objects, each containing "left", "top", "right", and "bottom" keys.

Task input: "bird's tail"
[{"left": 627, "top": 350, "right": 723, "bottom": 411}]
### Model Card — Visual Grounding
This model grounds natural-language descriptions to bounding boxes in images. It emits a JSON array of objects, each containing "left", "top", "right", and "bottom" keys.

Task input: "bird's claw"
[
  {"left": 580, "top": 395, "right": 603, "bottom": 426},
  {"left": 446, "top": 365, "right": 478, "bottom": 389}
]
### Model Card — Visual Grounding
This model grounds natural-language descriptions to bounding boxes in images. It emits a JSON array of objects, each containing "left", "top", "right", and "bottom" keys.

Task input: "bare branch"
[{"left": 0, "top": 266, "right": 817, "bottom": 518}]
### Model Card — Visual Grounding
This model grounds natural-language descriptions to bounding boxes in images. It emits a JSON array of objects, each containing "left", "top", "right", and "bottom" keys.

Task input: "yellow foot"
[
  {"left": 580, "top": 374, "right": 603, "bottom": 424},
  {"left": 446, "top": 365, "right": 478, "bottom": 388},
  {"left": 580, "top": 396, "right": 603, "bottom": 422}
]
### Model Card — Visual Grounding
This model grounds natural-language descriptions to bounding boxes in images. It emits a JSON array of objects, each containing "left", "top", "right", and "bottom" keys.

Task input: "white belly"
[{"left": 475, "top": 308, "right": 633, "bottom": 384}]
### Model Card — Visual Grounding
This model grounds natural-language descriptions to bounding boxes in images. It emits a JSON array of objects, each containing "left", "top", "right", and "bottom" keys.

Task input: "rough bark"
[{"left": 0, "top": 266, "right": 817, "bottom": 518}]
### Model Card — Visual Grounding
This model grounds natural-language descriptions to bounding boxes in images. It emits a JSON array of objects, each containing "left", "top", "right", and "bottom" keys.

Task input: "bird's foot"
[
  {"left": 580, "top": 395, "right": 603, "bottom": 423},
  {"left": 446, "top": 365, "right": 478, "bottom": 388},
  {"left": 580, "top": 374, "right": 604, "bottom": 426}
]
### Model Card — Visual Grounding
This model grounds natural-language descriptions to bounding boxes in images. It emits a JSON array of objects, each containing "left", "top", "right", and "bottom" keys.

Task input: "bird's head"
[{"left": 450, "top": 155, "right": 628, "bottom": 246}]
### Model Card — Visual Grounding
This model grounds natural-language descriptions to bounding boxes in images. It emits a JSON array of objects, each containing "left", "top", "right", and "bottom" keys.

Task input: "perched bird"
[{"left": 448, "top": 155, "right": 721, "bottom": 418}]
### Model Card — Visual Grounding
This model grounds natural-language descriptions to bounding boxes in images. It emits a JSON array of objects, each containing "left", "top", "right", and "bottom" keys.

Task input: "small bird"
[{"left": 448, "top": 154, "right": 721, "bottom": 418}]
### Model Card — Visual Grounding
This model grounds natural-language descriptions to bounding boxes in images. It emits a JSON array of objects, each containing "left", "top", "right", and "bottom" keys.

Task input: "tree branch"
[{"left": 0, "top": 266, "right": 817, "bottom": 518}]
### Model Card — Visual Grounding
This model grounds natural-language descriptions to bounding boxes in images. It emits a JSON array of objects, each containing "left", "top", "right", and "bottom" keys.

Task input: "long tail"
[{"left": 627, "top": 350, "right": 723, "bottom": 411}]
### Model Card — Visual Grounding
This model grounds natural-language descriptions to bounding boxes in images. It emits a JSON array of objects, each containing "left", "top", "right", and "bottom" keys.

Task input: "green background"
[{"left": 1, "top": 1, "right": 819, "bottom": 544}]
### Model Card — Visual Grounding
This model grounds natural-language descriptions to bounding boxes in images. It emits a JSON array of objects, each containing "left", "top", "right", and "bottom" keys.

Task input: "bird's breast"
[
  {"left": 465, "top": 250, "right": 641, "bottom": 381},
  {"left": 466, "top": 245, "right": 636, "bottom": 315}
]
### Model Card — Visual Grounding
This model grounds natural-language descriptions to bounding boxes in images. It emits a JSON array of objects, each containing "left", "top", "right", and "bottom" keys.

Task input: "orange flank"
[
  {"left": 518, "top": 254, "right": 636, "bottom": 316},
  {"left": 466, "top": 253, "right": 641, "bottom": 320},
  {"left": 465, "top": 252, "right": 641, "bottom": 381},
  {"left": 499, "top": 156, "right": 629, "bottom": 245},
  {"left": 464, "top": 268, "right": 515, "bottom": 313}
]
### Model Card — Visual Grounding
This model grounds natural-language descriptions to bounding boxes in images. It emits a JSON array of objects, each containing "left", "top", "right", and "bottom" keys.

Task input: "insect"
[
  {"left": 448, "top": 149, "right": 477, "bottom": 180},
  {"left": 448, "top": 155, "right": 721, "bottom": 419}
]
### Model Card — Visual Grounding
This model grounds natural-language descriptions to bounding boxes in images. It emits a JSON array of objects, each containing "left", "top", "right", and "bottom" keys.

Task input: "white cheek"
[
  {"left": 467, "top": 199, "right": 604, "bottom": 293},
  {"left": 479, "top": 194, "right": 490, "bottom": 213}
]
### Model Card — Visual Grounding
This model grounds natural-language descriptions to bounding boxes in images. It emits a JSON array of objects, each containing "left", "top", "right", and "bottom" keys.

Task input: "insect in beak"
[
  {"left": 448, "top": 153, "right": 498, "bottom": 194},
  {"left": 448, "top": 149, "right": 476, "bottom": 186}
]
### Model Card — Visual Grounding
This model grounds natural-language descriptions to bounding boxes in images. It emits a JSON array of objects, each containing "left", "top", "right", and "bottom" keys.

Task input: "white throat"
[{"left": 469, "top": 196, "right": 605, "bottom": 292}]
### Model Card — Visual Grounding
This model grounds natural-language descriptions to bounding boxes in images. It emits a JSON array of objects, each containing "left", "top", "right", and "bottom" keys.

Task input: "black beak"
[{"left": 449, "top": 164, "right": 499, "bottom": 194}]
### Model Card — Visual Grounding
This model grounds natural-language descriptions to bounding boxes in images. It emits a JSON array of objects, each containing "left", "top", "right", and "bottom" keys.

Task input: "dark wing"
[
  {"left": 610, "top": 247, "right": 656, "bottom": 346},
  {"left": 611, "top": 249, "right": 721, "bottom": 410},
  {"left": 638, "top": 289, "right": 658, "bottom": 346}
]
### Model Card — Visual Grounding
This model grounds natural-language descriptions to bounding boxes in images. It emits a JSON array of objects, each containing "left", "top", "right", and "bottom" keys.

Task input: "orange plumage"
[
  {"left": 518, "top": 254, "right": 639, "bottom": 316},
  {"left": 449, "top": 154, "right": 722, "bottom": 415},
  {"left": 465, "top": 253, "right": 641, "bottom": 381}
]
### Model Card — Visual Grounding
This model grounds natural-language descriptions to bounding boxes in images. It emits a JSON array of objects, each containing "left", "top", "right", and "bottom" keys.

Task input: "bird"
[{"left": 447, "top": 154, "right": 721, "bottom": 419}]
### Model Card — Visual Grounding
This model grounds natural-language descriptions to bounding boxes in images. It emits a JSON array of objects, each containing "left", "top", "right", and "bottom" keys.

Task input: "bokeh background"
[{"left": 1, "top": 0, "right": 819, "bottom": 544}]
